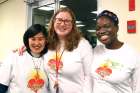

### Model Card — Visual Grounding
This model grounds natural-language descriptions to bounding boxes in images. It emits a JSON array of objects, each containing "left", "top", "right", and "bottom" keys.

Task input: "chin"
[
  {"left": 32, "top": 50, "right": 42, "bottom": 54},
  {"left": 100, "top": 41, "right": 109, "bottom": 46}
]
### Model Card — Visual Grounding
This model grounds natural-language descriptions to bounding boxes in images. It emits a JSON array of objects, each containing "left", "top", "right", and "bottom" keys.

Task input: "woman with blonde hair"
[{"left": 45, "top": 7, "right": 93, "bottom": 93}]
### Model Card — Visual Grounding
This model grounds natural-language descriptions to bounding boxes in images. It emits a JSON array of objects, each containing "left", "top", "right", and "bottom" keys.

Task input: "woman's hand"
[{"left": 13, "top": 46, "right": 26, "bottom": 56}]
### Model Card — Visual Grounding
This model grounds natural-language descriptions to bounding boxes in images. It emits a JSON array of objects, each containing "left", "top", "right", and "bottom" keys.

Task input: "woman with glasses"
[
  {"left": 91, "top": 10, "right": 140, "bottom": 93},
  {"left": 45, "top": 7, "right": 93, "bottom": 93}
]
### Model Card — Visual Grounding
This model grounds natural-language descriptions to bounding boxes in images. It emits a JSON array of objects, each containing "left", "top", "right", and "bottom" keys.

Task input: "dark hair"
[
  {"left": 97, "top": 10, "right": 119, "bottom": 26},
  {"left": 47, "top": 7, "right": 81, "bottom": 51},
  {"left": 23, "top": 24, "right": 48, "bottom": 57}
]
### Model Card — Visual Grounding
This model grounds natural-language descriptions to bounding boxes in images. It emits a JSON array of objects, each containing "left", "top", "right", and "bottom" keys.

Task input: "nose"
[
  {"left": 34, "top": 40, "right": 41, "bottom": 45},
  {"left": 96, "top": 29, "right": 106, "bottom": 35},
  {"left": 60, "top": 21, "right": 66, "bottom": 25}
]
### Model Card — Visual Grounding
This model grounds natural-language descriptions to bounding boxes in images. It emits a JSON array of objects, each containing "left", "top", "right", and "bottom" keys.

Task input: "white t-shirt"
[
  {"left": 91, "top": 44, "right": 140, "bottom": 93},
  {"left": 44, "top": 38, "right": 93, "bottom": 93},
  {"left": 0, "top": 51, "right": 50, "bottom": 93}
]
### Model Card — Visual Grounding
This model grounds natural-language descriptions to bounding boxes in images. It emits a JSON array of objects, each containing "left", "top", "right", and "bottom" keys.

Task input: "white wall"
[
  {"left": 0, "top": 0, "right": 140, "bottom": 61},
  {"left": 0, "top": 0, "right": 27, "bottom": 61},
  {"left": 98, "top": 0, "right": 140, "bottom": 53}
]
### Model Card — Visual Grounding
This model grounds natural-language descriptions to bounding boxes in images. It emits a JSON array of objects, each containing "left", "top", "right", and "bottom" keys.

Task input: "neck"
[
  {"left": 58, "top": 39, "right": 65, "bottom": 49},
  {"left": 31, "top": 52, "right": 41, "bottom": 58},
  {"left": 106, "top": 40, "right": 124, "bottom": 49}
]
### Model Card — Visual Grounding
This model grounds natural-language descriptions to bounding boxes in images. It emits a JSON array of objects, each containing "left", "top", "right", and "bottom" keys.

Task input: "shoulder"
[
  {"left": 93, "top": 44, "right": 105, "bottom": 54},
  {"left": 5, "top": 51, "right": 19, "bottom": 60},
  {"left": 78, "top": 38, "right": 92, "bottom": 47},
  {"left": 0, "top": 51, "right": 18, "bottom": 68},
  {"left": 123, "top": 44, "right": 140, "bottom": 68},
  {"left": 76, "top": 38, "right": 93, "bottom": 53},
  {"left": 122, "top": 43, "right": 138, "bottom": 55},
  {"left": 120, "top": 43, "right": 138, "bottom": 63},
  {"left": 7, "top": 51, "right": 29, "bottom": 58},
  {"left": 3, "top": 51, "right": 30, "bottom": 63}
]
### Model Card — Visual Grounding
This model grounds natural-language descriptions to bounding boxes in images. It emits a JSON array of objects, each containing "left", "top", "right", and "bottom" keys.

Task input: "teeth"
[
  {"left": 100, "top": 35, "right": 108, "bottom": 40},
  {"left": 33, "top": 46, "right": 40, "bottom": 49}
]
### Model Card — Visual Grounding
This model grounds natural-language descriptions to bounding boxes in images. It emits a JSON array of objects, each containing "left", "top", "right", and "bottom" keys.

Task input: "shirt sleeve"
[
  {"left": 133, "top": 54, "right": 140, "bottom": 93},
  {"left": 79, "top": 38, "right": 94, "bottom": 93},
  {"left": 0, "top": 52, "right": 15, "bottom": 86}
]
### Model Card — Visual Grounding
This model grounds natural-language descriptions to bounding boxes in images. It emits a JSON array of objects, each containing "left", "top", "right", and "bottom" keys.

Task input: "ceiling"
[{"left": 33, "top": 0, "right": 97, "bottom": 32}]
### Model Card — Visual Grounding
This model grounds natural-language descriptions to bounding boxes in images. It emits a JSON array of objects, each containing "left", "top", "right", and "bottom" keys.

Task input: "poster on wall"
[
  {"left": 127, "top": 20, "right": 136, "bottom": 33},
  {"left": 129, "top": 0, "right": 135, "bottom": 11}
]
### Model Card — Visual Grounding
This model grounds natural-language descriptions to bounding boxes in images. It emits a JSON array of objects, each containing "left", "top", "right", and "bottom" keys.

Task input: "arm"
[
  {"left": 13, "top": 46, "right": 26, "bottom": 56},
  {"left": 80, "top": 38, "right": 94, "bottom": 93},
  {"left": 133, "top": 54, "right": 140, "bottom": 93},
  {"left": 0, "top": 52, "right": 14, "bottom": 92}
]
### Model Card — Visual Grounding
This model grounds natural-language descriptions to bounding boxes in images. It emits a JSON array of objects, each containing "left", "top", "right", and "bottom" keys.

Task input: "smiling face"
[
  {"left": 54, "top": 11, "right": 73, "bottom": 39},
  {"left": 29, "top": 32, "right": 46, "bottom": 55},
  {"left": 96, "top": 16, "right": 118, "bottom": 46}
]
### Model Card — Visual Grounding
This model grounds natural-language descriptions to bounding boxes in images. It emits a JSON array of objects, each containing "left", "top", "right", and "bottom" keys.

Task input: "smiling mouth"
[
  {"left": 61, "top": 27, "right": 67, "bottom": 31},
  {"left": 32, "top": 46, "right": 41, "bottom": 49},
  {"left": 100, "top": 35, "right": 109, "bottom": 41}
]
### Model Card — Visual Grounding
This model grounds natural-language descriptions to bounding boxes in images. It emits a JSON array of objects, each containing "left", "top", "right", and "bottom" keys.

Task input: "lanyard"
[
  {"left": 55, "top": 49, "right": 65, "bottom": 78},
  {"left": 54, "top": 48, "right": 65, "bottom": 93}
]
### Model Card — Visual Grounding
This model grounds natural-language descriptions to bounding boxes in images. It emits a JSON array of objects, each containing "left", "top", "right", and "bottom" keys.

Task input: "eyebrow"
[{"left": 55, "top": 18, "right": 72, "bottom": 20}]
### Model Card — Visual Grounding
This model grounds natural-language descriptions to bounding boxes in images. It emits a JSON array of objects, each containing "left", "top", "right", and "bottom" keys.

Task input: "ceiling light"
[
  {"left": 38, "top": 4, "right": 66, "bottom": 11},
  {"left": 87, "top": 29, "right": 96, "bottom": 32}
]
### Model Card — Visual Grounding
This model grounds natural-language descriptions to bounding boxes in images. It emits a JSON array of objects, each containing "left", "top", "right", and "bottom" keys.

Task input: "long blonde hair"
[{"left": 47, "top": 7, "right": 82, "bottom": 51}]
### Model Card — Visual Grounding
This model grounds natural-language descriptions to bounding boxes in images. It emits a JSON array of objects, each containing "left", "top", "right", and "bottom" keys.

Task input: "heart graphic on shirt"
[
  {"left": 48, "top": 59, "right": 63, "bottom": 70},
  {"left": 96, "top": 66, "right": 112, "bottom": 78},
  {"left": 28, "top": 75, "right": 45, "bottom": 93}
]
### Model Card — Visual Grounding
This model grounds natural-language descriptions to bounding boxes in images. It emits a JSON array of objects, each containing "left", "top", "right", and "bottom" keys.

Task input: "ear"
[{"left": 114, "top": 25, "right": 119, "bottom": 32}]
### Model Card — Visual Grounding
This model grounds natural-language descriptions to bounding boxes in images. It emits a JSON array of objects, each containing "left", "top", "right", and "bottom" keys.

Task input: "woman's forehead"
[
  {"left": 97, "top": 17, "right": 112, "bottom": 24},
  {"left": 56, "top": 12, "right": 72, "bottom": 19}
]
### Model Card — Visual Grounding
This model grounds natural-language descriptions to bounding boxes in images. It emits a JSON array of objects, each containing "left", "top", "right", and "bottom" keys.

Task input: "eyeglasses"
[{"left": 55, "top": 18, "right": 72, "bottom": 25}]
